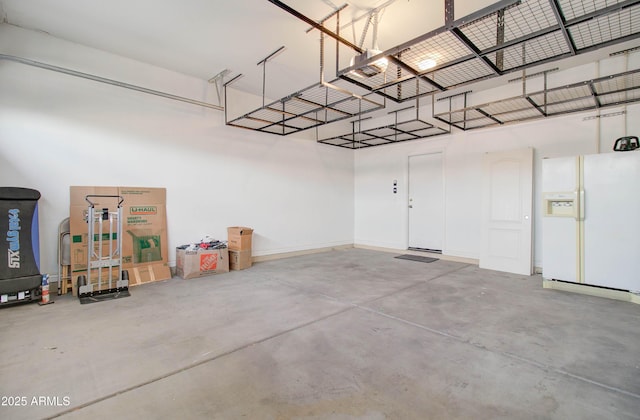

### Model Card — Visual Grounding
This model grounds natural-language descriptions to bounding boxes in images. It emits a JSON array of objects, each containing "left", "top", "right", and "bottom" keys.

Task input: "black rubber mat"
[{"left": 394, "top": 254, "right": 439, "bottom": 263}]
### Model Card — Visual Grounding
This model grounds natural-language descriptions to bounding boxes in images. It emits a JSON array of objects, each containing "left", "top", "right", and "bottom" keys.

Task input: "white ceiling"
[
  {"left": 0, "top": 0, "right": 503, "bottom": 100},
  {"left": 3, "top": 0, "right": 640, "bottom": 124}
]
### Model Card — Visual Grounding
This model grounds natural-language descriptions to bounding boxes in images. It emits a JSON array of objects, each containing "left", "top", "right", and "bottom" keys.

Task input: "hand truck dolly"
[{"left": 77, "top": 195, "right": 130, "bottom": 304}]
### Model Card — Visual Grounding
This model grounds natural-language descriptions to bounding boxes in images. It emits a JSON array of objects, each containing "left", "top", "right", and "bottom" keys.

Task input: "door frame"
[{"left": 406, "top": 149, "right": 446, "bottom": 252}]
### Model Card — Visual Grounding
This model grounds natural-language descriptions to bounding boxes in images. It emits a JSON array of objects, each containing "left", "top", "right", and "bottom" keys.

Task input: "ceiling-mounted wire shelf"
[
  {"left": 318, "top": 117, "right": 449, "bottom": 149},
  {"left": 226, "top": 78, "right": 385, "bottom": 135},
  {"left": 338, "top": 0, "right": 640, "bottom": 103},
  {"left": 433, "top": 68, "right": 640, "bottom": 130}
]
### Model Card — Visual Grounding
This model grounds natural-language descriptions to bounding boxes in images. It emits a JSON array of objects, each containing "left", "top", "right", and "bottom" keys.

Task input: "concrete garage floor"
[{"left": 1, "top": 248, "right": 639, "bottom": 419}]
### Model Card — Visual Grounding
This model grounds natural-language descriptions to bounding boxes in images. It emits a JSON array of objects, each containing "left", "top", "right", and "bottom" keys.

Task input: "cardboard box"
[
  {"left": 229, "top": 249, "right": 252, "bottom": 270},
  {"left": 176, "top": 248, "right": 229, "bottom": 279},
  {"left": 227, "top": 226, "right": 253, "bottom": 251},
  {"left": 70, "top": 186, "right": 172, "bottom": 295}
]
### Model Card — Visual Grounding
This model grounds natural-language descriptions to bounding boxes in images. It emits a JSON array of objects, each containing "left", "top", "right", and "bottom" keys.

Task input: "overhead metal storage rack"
[
  {"left": 226, "top": 78, "right": 385, "bottom": 135},
  {"left": 318, "top": 117, "right": 449, "bottom": 149},
  {"left": 338, "top": 0, "right": 640, "bottom": 103},
  {"left": 434, "top": 68, "right": 640, "bottom": 130},
  {"left": 228, "top": 0, "right": 640, "bottom": 148}
]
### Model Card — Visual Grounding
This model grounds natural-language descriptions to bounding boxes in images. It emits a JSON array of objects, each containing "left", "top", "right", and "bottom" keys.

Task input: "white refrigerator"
[{"left": 542, "top": 151, "right": 640, "bottom": 292}]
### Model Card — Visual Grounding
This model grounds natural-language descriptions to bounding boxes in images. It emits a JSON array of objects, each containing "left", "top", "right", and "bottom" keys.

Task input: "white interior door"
[
  {"left": 408, "top": 153, "right": 444, "bottom": 251},
  {"left": 480, "top": 148, "right": 533, "bottom": 275}
]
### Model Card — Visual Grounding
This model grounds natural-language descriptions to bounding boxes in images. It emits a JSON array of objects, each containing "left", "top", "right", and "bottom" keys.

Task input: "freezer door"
[
  {"left": 542, "top": 157, "right": 579, "bottom": 282},
  {"left": 583, "top": 152, "right": 640, "bottom": 291}
]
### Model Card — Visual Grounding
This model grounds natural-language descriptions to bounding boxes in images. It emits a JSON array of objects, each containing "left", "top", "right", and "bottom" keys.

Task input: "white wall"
[
  {"left": 3, "top": 24, "right": 639, "bottom": 278},
  {"left": 355, "top": 55, "right": 640, "bottom": 268},
  {"left": 0, "top": 24, "right": 355, "bottom": 276}
]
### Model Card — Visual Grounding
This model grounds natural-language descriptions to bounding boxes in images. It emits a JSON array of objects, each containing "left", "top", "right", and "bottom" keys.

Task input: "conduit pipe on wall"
[
  {"left": 624, "top": 51, "right": 629, "bottom": 137},
  {"left": 0, "top": 54, "right": 225, "bottom": 112},
  {"left": 596, "top": 59, "right": 601, "bottom": 154}
]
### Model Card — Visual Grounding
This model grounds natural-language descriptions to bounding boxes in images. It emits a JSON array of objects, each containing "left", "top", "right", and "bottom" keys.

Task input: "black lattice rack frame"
[
  {"left": 226, "top": 77, "right": 385, "bottom": 136},
  {"left": 318, "top": 117, "right": 449, "bottom": 149},
  {"left": 434, "top": 68, "right": 640, "bottom": 129},
  {"left": 228, "top": 0, "right": 640, "bottom": 147},
  {"left": 338, "top": 0, "right": 640, "bottom": 103}
]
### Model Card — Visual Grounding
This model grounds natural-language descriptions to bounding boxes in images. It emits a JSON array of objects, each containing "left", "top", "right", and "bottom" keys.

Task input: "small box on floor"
[
  {"left": 176, "top": 247, "right": 229, "bottom": 279},
  {"left": 227, "top": 226, "right": 253, "bottom": 251},
  {"left": 229, "top": 249, "right": 252, "bottom": 270}
]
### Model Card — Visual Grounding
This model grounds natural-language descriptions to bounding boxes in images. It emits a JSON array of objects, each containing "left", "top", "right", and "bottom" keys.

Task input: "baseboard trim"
[
  {"left": 170, "top": 243, "right": 480, "bottom": 266},
  {"left": 353, "top": 244, "right": 479, "bottom": 265},
  {"left": 543, "top": 279, "right": 640, "bottom": 305},
  {"left": 251, "top": 244, "right": 354, "bottom": 263}
]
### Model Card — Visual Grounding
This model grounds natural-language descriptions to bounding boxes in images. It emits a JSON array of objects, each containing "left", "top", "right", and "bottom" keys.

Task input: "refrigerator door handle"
[{"left": 578, "top": 190, "right": 585, "bottom": 221}]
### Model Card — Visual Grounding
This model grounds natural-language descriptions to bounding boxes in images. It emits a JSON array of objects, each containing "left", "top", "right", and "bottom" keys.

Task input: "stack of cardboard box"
[
  {"left": 69, "top": 186, "right": 171, "bottom": 296},
  {"left": 227, "top": 227, "right": 253, "bottom": 270}
]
